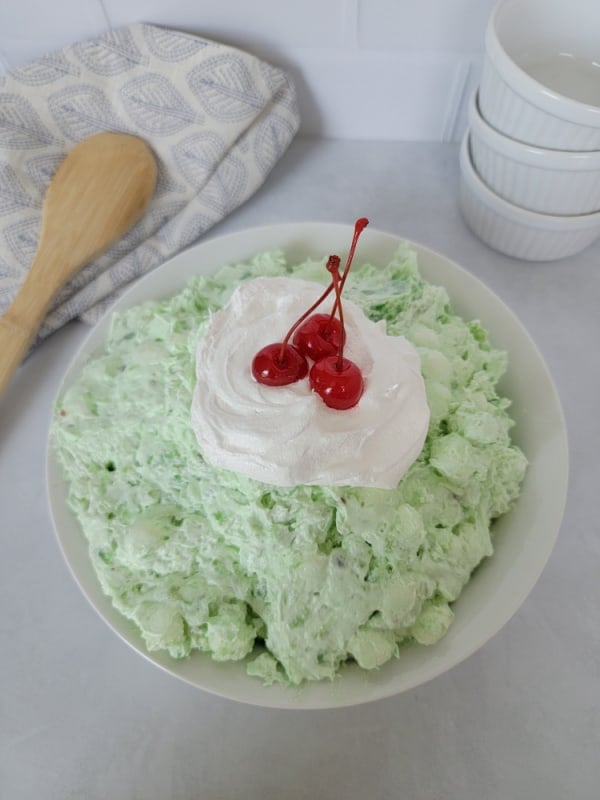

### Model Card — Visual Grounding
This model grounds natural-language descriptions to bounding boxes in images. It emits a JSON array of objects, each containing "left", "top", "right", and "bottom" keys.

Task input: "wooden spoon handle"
[{"left": 0, "top": 265, "right": 54, "bottom": 395}]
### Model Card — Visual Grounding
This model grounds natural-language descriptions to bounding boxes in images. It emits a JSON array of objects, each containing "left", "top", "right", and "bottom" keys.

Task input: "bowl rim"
[
  {"left": 460, "top": 134, "right": 600, "bottom": 229},
  {"left": 46, "top": 221, "right": 569, "bottom": 709},
  {"left": 486, "top": 0, "right": 600, "bottom": 125},
  {"left": 469, "top": 91, "right": 600, "bottom": 169}
]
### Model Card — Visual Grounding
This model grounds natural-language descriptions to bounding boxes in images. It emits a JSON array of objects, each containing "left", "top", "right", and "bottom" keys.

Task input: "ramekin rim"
[
  {"left": 469, "top": 91, "right": 600, "bottom": 168},
  {"left": 485, "top": 2, "right": 600, "bottom": 126}
]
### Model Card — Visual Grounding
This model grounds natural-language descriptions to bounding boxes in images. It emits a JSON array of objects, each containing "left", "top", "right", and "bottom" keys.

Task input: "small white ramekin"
[
  {"left": 469, "top": 92, "right": 600, "bottom": 215},
  {"left": 479, "top": 0, "right": 600, "bottom": 150},
  {"left": 459, "top": 134, "right": 600, "bottom": 261}
]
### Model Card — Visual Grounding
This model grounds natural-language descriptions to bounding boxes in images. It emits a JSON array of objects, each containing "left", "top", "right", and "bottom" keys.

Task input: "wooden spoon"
[{"left": 0, "top": 132, "right": 157, "bottom": 396}]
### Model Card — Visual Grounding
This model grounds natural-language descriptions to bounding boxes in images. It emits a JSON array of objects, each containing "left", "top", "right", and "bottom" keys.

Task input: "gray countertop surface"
[{"left": 1, "top": 137, "right": 598, "bottom": 800}]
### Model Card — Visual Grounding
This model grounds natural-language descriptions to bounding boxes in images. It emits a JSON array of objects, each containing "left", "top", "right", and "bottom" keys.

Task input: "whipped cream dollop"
[{"left": 191, "top": 277, "right": 430, "bottom": 489}]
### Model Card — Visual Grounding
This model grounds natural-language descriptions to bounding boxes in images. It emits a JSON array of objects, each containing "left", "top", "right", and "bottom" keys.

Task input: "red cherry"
[
  {"left": 309, "top": 356, "right": 364, "bottom": 410},
  {"left": 292, "top": 313, "right": 344, "bottom": 361},
  {"left": 252, "top": 343, "right": 308, "bottom": 386},
  {"left": 251, "top": 218, "right": 369, "bottom": 395},
  {"left": 252, "top": 268, "right": 336, "bottom": 387},
  {"left": 309, "top": 254, "right": 364, "bottom": 410}
]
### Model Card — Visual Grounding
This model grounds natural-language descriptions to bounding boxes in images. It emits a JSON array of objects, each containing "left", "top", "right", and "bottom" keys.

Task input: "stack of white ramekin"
[{"left": 459, "top": 0, "right": 600, "bottom": 261}]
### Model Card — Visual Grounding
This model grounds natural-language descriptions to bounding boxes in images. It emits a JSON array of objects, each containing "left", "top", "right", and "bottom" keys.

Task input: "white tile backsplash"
[
  {"left": 100, "top": 0, "right": 348, "bottom": 50},
  {"left": 0, "top": 0, "right": 108, "bottom": 42},
  {"left": 358, "top": 0, "right": 497, "bottom": 51},
  {"left": 0, "top": 0, "right": 108, "bottom": 67},
  {"left": 287, "top": 49, "right": 476, "bottom": 140},
  {"left": 0, "top": 0, "right": 491, "bottom": 140}
]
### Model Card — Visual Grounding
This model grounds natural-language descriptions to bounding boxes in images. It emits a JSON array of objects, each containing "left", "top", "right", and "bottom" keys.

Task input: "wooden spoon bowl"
[{"left": 0, "top": 132, "right": 157, "bottom": 395}]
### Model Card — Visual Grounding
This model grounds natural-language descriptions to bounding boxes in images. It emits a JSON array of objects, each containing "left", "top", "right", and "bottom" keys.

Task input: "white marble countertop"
[{"left": 1, "top": 138, "right": 598, "bottom": 800}]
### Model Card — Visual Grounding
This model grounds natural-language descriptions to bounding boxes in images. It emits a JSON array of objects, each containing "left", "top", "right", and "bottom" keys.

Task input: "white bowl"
[
  {"left": 460, "top": 135, "right": 600, "bottom": 260},
  {"left": 47, "top": 223, "right": 568, "bottom": 709},
  {"left": 480, "top": 0, "right": 600, "bottom": 149},
  {"left": 469, "top": 92, "right": 600, "bottom": 215}
]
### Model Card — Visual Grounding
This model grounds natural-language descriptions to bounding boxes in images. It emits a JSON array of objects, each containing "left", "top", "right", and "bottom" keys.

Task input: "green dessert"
[{"left": 51, "top": 245, "right": 526, "bottom": 685}]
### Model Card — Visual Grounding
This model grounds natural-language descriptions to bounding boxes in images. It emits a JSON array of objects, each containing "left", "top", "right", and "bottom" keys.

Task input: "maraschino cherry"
[
  {"left": 292, "top": 217, "right": 368, "bottom": 361},
  {"left": 251, "top": 273, "right": 337, "bottom": 385},
  {"left": 291, "top": 313, "right": 343, "bottom": 361},
  {"left": 309, "top": 255, "right": 364, "bottom": 410},
  {"left": 251, "top": 341, "right": 308, "bottom": 386},
  {"left": 251, "top": 217, "right": 368, "bottom": 404},
  {"left": 251, "top": 257, "right": 340, "bottom": 386}
]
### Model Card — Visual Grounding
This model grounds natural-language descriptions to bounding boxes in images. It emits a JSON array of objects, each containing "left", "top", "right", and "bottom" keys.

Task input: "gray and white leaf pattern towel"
[{"left": 0, "top": 23, "right": 300, "bottom": 338}]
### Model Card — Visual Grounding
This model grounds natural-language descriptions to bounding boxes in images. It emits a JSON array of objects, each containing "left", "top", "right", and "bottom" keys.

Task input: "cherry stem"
[
  {"left": 277, "top": 277, "right": 335, "bottom": 364},
  {"left": 326, "top": 256, "right": 345, "bottom": 371},
  {"left": 275, "top": 217, "right": 369, "bottom": 364},
  {"left": 325, "top": 217, "right": 369, "bottom": 334}
]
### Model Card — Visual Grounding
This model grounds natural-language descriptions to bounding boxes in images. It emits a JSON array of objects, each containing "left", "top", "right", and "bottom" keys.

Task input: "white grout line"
[
  {"left": 342, "top": 0, "right": 360, "bottom": 48},
  {"left": 0, "top": 43, "right": 9, "bottom": 73},
  {"left": 440, "top": 58, "right": 472, "bottom": 142},
  {"left": 97, "top": 0, "right": 113, "bottom": 30}
]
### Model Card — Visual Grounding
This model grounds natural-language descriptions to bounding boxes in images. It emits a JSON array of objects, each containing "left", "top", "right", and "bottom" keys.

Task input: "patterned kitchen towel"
[{"left": 0, "top": 23, "right": 300, "bottom": 339}]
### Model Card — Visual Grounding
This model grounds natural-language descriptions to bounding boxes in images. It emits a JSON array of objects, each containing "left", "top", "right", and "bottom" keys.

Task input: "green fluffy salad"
[{"left": 51, "top": 245, "right": 527, "bottom": 685}]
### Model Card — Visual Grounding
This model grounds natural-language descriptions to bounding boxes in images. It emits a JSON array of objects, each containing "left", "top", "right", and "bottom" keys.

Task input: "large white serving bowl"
[
  {"left": 46, "top": 223, "right": 568, "bottom": 709},
  {"left": 480, "top": 0, "right": 600, "bottom": 149},
  {"left": 469, "top": 92, "right": 600, "bottom": 215},
  {"left": 459, "top": 135, "right": 600, "bottom": 260}
]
